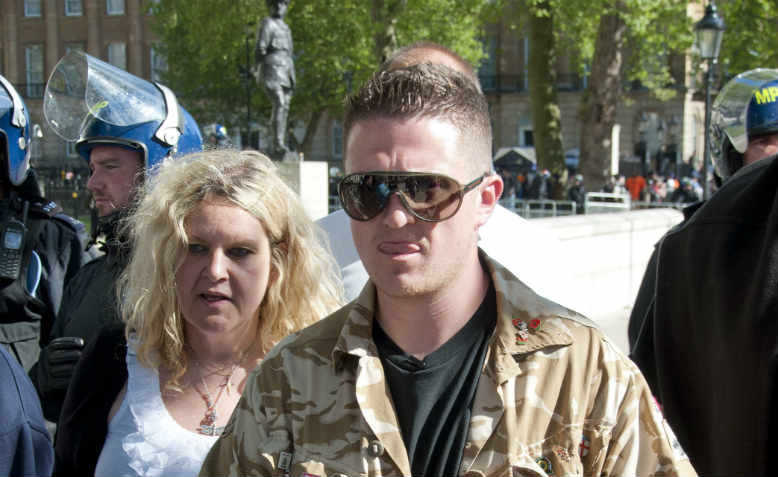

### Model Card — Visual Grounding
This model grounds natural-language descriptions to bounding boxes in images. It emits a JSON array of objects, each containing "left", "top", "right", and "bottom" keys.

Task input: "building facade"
[{"left": 1, "top": 0, "right": 161, "bottom": 182}]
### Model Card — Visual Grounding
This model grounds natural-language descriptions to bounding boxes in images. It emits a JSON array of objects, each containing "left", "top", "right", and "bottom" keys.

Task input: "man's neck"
[{"left": 374, "top": 254, "right": 490, "bottom": 360}]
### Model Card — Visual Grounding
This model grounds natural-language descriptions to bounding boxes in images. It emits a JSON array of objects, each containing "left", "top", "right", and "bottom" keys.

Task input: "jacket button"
[{"left": 367, "top": 440, "right": 385, "bottom": 458}]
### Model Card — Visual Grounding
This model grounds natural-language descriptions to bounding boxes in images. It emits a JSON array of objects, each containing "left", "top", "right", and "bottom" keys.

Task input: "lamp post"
[
  {"left": 244, "top": 22, "right": 254, "bottom": 149},
  {"left": 695, "top": 1, "right": 725, "bottom": 200}
]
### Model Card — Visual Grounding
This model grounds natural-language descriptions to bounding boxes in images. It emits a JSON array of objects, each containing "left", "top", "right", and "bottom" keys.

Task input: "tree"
[
  {"left": 149, "top": 0, "right": 494, "bottom": 159},
  {"left": 550, "top": 0, "right": 693, "bottom": 189},
  {"left": 718, "top": 0, "right": 778, "bottom": 78},
  {"left": 523, "top": 0, "right": 566, "bottom": 193}
]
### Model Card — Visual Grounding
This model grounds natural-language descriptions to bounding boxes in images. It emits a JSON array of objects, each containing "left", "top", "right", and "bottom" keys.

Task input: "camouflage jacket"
[{"left": 201, "top": 254, "right": 696, "bottom": 477}]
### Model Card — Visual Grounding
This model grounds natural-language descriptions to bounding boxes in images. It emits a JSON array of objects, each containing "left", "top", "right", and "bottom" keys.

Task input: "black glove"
[{"left": 37, "top": 336, "right": 84, "bottom": 396}]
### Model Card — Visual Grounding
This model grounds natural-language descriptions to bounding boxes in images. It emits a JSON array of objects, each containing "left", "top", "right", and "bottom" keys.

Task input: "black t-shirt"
[{"left": 373, "top": 283, "right": 497, "bottom": 477}]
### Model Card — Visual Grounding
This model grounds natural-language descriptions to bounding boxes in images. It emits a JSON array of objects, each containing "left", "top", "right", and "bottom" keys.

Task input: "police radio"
[{"left": 0, "top": 201, "right": 28, "bottom": 281}]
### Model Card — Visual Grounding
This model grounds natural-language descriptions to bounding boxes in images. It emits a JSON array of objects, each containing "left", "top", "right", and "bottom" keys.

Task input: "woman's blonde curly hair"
[{"left": 118, "top": 149, "right": 343, "bottom": 387}]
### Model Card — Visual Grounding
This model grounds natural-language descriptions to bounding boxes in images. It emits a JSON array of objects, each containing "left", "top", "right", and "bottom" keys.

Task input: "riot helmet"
[
  {"left": 43, "top": 50, "right": 202, "bottom": 172},
  {"left": 745, "top": 78, "right": 778, "bottom": 139},
  {"left": 0, "top": 75, "right": 32, "bottom": 186},
  {"left": 710, "top": 68, "right": 778, "bottom": 180}
]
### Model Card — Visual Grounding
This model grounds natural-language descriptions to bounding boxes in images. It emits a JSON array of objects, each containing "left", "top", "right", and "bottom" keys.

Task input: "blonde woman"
[{"left": 54, "top": 150, "right": 342, "bottom": 476}]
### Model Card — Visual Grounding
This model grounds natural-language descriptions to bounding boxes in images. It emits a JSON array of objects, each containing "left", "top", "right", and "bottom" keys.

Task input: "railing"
[
  {"left": 499, "top": 197, "right": 577, "bottom": 218},
  {"left": 583, "top": 192, "right": 631, "bottom": 214}
]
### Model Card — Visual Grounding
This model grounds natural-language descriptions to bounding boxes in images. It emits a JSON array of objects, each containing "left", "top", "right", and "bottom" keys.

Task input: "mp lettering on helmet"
[{"left": 754, "top": 86, "right": 778, "bottom": 105}]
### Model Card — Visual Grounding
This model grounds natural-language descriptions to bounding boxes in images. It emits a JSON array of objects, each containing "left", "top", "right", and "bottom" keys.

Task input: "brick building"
[{"left": 1, "top": 0, "right": 161, "bottom": 181}]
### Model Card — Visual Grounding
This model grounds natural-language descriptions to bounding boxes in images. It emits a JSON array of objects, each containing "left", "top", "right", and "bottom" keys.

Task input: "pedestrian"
[
  {"left": 0, "top": 75, "right": 93, "bottom": 373},
  {"left": 201, "top": 62, "right": 694, "bottom": 476},
  {"left": 315, "top": 41, "right": 584, "bottom": 310},
  {"left": 628, "top": 68, "right": 778, "bottom": 476},
  {"left": 34, "top": 50, "right": 203, "bottom": 422},
  {"left": 566, "top": 173, "right": 585, "bottom": 213},
  {"left": 54, "top": 150, "right": 343, "bottom": 476}
]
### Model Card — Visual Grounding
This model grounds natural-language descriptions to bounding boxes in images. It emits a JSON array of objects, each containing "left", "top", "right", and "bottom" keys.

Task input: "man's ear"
[{"left": 476, "top": 172, "right": 503, "bottom": 228}]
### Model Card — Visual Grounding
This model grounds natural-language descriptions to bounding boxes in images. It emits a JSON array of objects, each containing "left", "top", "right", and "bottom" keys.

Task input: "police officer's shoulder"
[{"left": 51, "top": 212, "right": 88, "bottom": 236}]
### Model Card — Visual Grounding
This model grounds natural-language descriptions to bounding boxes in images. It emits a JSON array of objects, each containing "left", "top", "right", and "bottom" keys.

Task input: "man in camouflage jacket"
[
  {"left": 202, "top": 254, "right": 694, "bottom": 476},
  {"left": 201, "top": 62, "right": 694, "bottom": 477}
]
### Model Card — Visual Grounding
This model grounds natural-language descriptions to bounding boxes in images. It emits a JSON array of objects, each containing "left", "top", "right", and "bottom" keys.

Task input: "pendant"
[{"left": 197, "top": 409, "right": 224, "bottom": 436}]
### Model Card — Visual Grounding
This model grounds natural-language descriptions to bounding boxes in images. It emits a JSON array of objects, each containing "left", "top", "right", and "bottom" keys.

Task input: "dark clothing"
[
  {"left": 629, "top": 155, "right": 778, "bottom": 476},
  {"left": 374, "top": 284, "right": 497, "bottom": 477},
  {"left": 0, "top": 172, "right": 92, "bottom": 372},
  {"left": 566, "top": 184, "right": 585, "bottom": 213},
  {"left": 0, "top": 343, "right": 53, "bottom": 477},
  {"left": 37, "top": 212, "right": 127, "bottom": 422},
  {"left": 54, "top": 323, "right": 126, "bottom": 477},
  {"left": 527, "top": 174, "right": 552, "bottom": 200},
  {"left": 627, "top": 200, "right": 703, "bottom": 347}
]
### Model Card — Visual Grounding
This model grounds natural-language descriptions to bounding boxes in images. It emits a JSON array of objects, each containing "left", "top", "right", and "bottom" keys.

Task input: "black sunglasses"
[{"left": 338, "top": 171, "right": 486, "bottom": 222}]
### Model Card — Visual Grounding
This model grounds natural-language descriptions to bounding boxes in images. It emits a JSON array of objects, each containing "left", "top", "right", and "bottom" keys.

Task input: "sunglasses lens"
[
  {"left": 339, "top": 175, "right": 388, "bottom": 221},
  {"left": 400, "top": 175, "right": 462, "bottom": 220},
  {"left": 339, "top": 173, "right": 469, "bottom": 221}
]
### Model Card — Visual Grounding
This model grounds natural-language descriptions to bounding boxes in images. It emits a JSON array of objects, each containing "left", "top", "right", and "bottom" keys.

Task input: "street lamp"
[
  {"left": 695, "top": 1, "right": 725, "bottom": 200},
  {"left": 245, "top": 22, "right": 254, "bottom": 149}
]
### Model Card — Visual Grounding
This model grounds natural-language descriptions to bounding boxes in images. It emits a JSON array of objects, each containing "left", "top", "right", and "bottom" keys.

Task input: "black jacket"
[
  {"left": 38, "top": 212, "right": 127, "bottom": 421},
  {"left": 53, "top": 323, "right": 126, "bottom": 476},
  {"left": 629, "top": 155, "right": 778, "bottom": 476},
  {"left": 0, "top": 172, "right": 93, "bottom": 372}
]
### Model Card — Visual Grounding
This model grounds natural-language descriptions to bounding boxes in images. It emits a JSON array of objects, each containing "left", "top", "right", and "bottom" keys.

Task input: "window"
[
  {"left": 106, "top": 0, "right": 125, "bottom": 15},
  {"left": 331, "top": 120, "right": 343, "bottom": 158},
  {"left": 150, "top": 46, "right": 167, "bottom": 82},
  {"left": 24, "top": 0, "right": 42, "bottom": 17},
  {"left": 518, "top": 126, "right": 534, "bottom": 147},
  {"left": 107, "top": 42, "right": 126, "bottom": 70},
  {"left": 478, "top": 34, "right": 497, "bottom": 92},
  {"left": 65, "top": 42, "right": 84, "bottom": 54},
  {"left": 25, "top": 45, "right": 44, "bottom": 98},
  {"left": 66, "top": 141, "right": 78, "bottom": 157},
  {"left": 65, "top": 0, "right": 83, "bottom": 16}
]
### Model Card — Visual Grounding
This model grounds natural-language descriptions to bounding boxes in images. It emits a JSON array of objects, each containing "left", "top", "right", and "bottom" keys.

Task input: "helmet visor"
[
  {"left": 44, "top": 50, "right": 167, "bottom": 141},
  {"left": 711, "top": 68, "right": 778, "bottom": 154}
]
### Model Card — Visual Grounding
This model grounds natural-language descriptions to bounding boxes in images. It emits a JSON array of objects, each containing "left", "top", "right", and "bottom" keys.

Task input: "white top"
[
  {"left": 317, "top": 205, "right": 582, "bottom": 310},
  {"left": 94, "top": 339, "right": 218, "bottom": 477}
]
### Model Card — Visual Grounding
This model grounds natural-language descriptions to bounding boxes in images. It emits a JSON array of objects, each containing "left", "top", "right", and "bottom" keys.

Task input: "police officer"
[
  {"left": 0, "top": 75, "right": 93, "bottom": 373},
  {"left": 628, "top": 68, "right": 778, "bottom": 475},
  {"left": 34, "top": 51, "right": 203, "bottom": 421}
]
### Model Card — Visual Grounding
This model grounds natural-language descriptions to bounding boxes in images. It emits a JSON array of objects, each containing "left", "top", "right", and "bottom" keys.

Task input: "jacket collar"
[{"left": 331, "top": 249, "right": 593, "bottom": 373}]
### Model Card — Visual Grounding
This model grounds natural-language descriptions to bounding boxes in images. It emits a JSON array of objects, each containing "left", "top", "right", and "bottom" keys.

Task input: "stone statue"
[{"left": 255, "top": 0, "right": 295, "bottom": 158}]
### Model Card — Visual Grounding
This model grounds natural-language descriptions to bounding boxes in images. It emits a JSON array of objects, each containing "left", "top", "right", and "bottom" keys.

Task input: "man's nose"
[{"left": 381, "top": 194, "right": 415, "bottom": 228}]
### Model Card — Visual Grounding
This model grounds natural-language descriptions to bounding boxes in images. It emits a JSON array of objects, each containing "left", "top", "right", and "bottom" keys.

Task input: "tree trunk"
[
  {"left": 578, "top": 3, "right": 627, "bottom": 191},
  {"left": 370, "top": 0, "right": 407, "bottom": 63},
  {"left": 300, "top": 108, "right": 323, "bottom": 160},
  {"left": 526, "top": 0, "right": 566, "bottom": 198}
]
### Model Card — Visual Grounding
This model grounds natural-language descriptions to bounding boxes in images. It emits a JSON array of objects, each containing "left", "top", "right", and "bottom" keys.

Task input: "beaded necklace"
[{"left": 193, "top": 359, "right": 242, "bottom": 436}]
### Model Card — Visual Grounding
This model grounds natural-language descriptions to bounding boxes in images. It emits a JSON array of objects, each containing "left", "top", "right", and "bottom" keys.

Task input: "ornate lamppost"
[{"left": 695, "top": 1, "right": 725, "bottom": 200}]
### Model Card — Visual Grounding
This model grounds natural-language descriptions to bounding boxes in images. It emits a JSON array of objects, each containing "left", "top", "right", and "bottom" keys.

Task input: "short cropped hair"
[
  {"left": 119, "top": 149, "right": 343, "bottom": 387},
  {"left": 343, "top": 63, "right": 492, "bottom": 174},
  {"left": 380, "top": 41, "right": 483, "bottom": 93}
]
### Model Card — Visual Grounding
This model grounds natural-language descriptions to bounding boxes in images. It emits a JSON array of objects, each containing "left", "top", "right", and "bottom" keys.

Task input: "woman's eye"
[
  {"left": 229, "top": 247, "right": 252, "bottom": 258},
  {"left": 188, "top": 243, "right": 207, "bottom": 254}
]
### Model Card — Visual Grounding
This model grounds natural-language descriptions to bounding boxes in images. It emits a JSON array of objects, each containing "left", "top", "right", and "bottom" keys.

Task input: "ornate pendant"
[{"left": 197, "top": 409, "right": 224, "bottom": 436}]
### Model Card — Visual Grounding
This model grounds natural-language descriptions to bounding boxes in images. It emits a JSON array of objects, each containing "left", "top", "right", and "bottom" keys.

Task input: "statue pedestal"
[{"left": 276, "top": 160, "right": 329, "bottom": 221}]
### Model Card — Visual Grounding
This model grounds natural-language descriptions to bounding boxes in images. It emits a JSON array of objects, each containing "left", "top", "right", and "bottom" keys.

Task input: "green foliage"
[
  {"left": 149, "top": 0, "right": 495, "bottom": 137},
  {"left": 718, "top": 0, "right": 778, "bottom": 79},
  {"left": 553, "top": 0, "right": 693, "bottom": 98}
]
